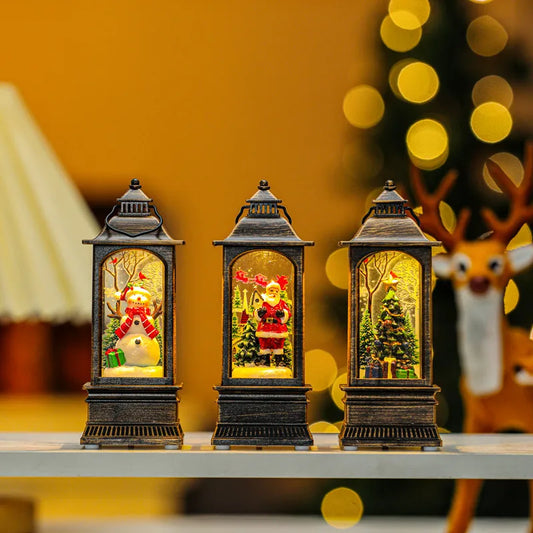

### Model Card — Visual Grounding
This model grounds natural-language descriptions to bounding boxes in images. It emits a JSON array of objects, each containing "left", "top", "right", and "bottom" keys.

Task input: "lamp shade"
[{"left": 0, "top": 83, "right": 98, "bottom": 323}]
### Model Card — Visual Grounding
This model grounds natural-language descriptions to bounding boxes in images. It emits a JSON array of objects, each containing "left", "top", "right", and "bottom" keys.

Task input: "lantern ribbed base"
[
  {"left": 339, "top": 385, "right": 442, "bottom": 449},
  {"left": 80, "top": 383, "right": 183, "bottom": 448},
  {"left": 212, "top": 385, "right": 313, "bottom": 447}
]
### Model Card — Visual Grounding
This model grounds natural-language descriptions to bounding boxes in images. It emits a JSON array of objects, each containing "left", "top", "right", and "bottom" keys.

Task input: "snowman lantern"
[{"left": 81, "top": 179, "right": 184, "bottom": 448}]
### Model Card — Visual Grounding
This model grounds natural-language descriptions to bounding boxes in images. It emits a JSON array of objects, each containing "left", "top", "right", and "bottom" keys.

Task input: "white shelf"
[{"left": 0, "top": 432, "right": 532, "bottom": 479}]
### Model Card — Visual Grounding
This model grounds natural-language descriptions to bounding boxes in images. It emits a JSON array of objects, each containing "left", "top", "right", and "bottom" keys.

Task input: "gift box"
[
  {"left": 383, "top": 357, "right": 397, "bottom": 379},
  {"left": 105, "top": 348, "right": 125, "bottom": 368},
  {"left": 396, "top": 368, "right": 418, "bottom": 379}
]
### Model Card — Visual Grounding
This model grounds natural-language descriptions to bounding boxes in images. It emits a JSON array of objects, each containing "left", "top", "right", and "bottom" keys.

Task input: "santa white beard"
[{"left": 263, "top": 294, "right": 281, "bottom": 306}]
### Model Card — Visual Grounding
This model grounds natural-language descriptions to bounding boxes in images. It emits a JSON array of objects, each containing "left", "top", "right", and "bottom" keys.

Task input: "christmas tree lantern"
[
  {"left": 339, "top": 180, "right": 441, "bottom": 450},
  {"left": 80, "top": 179, "right": 184, "bottom": 448},
  {"left": 212, "top": 180, "right": 314, "bottom": 449}
]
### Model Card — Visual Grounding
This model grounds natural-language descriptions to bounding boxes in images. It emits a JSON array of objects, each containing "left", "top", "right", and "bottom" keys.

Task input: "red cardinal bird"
[{"left": 139, "top": 272, "right": 147, "bottom": 280}]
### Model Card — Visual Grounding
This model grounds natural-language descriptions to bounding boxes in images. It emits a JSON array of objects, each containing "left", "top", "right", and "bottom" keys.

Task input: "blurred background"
[{"left": 0, "top": 0, "right": 532, "bottom": 529}]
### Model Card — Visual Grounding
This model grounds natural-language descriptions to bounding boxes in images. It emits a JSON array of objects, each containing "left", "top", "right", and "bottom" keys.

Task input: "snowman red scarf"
[{"left": 115, "top": 307, "right": 159, "bottom": 339}]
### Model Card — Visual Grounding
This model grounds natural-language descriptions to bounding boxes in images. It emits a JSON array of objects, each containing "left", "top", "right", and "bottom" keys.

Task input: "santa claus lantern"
[
  {"left": 339, "top": 180, "right": 441, "bottom": 450},
  {"left": 212, "top": 179, "right": 314, "bottom": 449},
  {"left": 80, "top": 178, "right": 184, "bottom": 448}
]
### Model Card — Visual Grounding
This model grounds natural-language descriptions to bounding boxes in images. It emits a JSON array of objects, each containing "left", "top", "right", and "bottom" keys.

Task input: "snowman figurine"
[{"left": 114, "top": 286, "right": 161, "bottom": 367}]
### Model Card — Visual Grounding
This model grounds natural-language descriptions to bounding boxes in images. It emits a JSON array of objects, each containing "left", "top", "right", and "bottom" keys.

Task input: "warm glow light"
[
  {"left": 331, "top": 372, "right": 347, "bottom": 411},
  {"left": 326, "top": 249, "right": 349, "bottom": 290},
  {"left": 482, "top": 152, "right": 524, "bottom": 193},
  {"left": 470, "top": 102, "right": 512, "bottom": 143},
  {"left": 472, "top": 75, "right": 513, "bottom": 108},
  {"left": 389, "top": 0, "right": 430, "bottom": 30},
  {"left": 397, "top": 61, "right": 439, "bottom": 103},
  {"left": 306, "top": 349, "right": 338, "bottom": 391},
  {"left": 321, "top": 487, "right": 364, "bottom": 529},
  {"left": 508, "top": 224, "right": 532, "bottom": 251},
  {"left": 504, "top": 279, "right": 519, "bottom": 314},
  {"left": 406, "top": 119, "right": 448, "bottom": 169},
  {"left": 343, "top": 85, "right": 385, "bottom": 129},
  {"left": 467, "top": 16, "right": 508, "bottom": 57},
  {"left": 389, "top": 58, "right": 416, "bottom": 99},
  {"left": 310, "top": 421, "right": 340, "bottom": 433},
  {"left": 469, "top": 0, "right": 493, "bottom": 3},
  {"left": 380, "top": 15, "right": 422, "bottom": 52}
]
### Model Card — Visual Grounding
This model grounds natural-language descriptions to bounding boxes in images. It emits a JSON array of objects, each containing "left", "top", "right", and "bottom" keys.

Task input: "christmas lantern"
[
  {"left": 80, "top": 179, "right": 184, "bottom": 448},
  {"left": 212, "top": 180, "right": 314, "bottom": 449},
  {"left": 339, "top": 180, "right": 441, "bottom": 450}
]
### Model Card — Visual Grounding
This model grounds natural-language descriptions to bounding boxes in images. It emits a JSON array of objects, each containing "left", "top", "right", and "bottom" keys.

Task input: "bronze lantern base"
[
  {"left": 339, "top": 385, "right": 442, "bottom": 449},
  {"left": 212, "top": 385, "right": 313, "bottom": 448},
  {"left": 80, "top": 383, "right": 183, "bottom": 448}
]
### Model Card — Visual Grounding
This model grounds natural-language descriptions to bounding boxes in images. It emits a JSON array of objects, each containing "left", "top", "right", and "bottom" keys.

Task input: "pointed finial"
[
  {"left": 258, "top": 179, "right": 270, "bottom": 191},
  {"left": 384, "top": 180, "right": 396, "bottom": 191},
  {"left": 130, "top": 178, "right": 142, "bottom": 190}
]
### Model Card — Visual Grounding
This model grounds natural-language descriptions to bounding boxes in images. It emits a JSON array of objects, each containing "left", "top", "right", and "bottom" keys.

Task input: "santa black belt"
[{"left": 264, "top": 318, "right": 279, "bottom": 324}]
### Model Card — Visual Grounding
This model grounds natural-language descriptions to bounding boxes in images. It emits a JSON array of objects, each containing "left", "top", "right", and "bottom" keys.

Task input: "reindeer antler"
[
  {"left": 410, "top": 165, "right": 471, "bottom": 251},
  {"left": 481, "top": 142, "right": 533, "bottom": 245}
]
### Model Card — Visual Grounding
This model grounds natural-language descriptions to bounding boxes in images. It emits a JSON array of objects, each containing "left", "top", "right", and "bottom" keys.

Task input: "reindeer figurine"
[{"left": 411, "top": 143, "right": 533, "bottom": 533}]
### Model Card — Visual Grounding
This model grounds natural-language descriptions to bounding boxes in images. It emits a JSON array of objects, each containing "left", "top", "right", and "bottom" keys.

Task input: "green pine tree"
[
  {"left": 404, "top": 312, "right": 419, "bottom": 364},
  {"left": 232, "top": 313, "right": 239, "bottom": 336},
  {"left": 102, "top": 318, "right": 120, "bottom": 367},
  {"left": 155, "top": 317, "right": 164, "bottom": 366},
  {"left": 234, "top": 317, "right": 260, "bottom": 366},
  {"left": 233, "top": 286, "right": 243, "bottom": 310},
  {"left": 359, "top": 308, "right": 375, "bottom": 367}
]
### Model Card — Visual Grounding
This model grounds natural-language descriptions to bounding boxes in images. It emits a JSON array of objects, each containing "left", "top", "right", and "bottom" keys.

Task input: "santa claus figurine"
[{"left": 254, "top": 280, "right": 291, "bottom": 366}]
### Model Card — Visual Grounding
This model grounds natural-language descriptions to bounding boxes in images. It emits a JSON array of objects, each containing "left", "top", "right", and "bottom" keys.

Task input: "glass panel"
[
  {"left": 358, "top": 251, "right": 421, "bottom": 379},
  {"left": 231, "top": 250, "right": 294, "bottom": 379},
  {"left": 101, "top": 249, "right": 165, "bottom": 378}
]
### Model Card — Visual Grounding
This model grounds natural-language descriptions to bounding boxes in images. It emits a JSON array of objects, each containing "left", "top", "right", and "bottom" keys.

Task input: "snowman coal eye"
[
  {"left": 488, "top": 255, "right": 504, "bottom": 275},
  {"left": 452, "top": 253, "right": 471, "bottom": 280}
]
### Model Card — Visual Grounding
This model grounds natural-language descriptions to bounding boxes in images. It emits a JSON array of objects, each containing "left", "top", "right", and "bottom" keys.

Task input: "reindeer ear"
[
  {"left": 508, "top": 244, "right": 533, "bottom": 274},
  {"left": 432, "top": 253, "right": 453, "bottom": 279}
]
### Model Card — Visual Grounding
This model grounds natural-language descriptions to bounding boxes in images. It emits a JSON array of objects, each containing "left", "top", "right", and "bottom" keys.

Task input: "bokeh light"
[
  {"left": 504, "top": 279, "right": 519, "bottom": 314},
  {"left": 380, "top": 15, "right": 422, "bottom": 52},
  {"left": 397, "top": 61, "right": 439, "bottom": 103},
  {"left": 326, "top": 248, "right": 349, "bottom": 290},
  {"left": 321, "top": 487, "right": 364, "bottom": 529},
  {"left": 466, "top": 16, "right": 508, "bottom": 57},
  {"left": 331, "top": 372, "right": 347, "bottom": 411},
  {"left": 472, "top": 75, "right": 513, "bottom": 108},
  {"left": 306, "top": 349, "right": 338, "bottom": 391},
  {"left": 389, "top": 0, "right": 430, "bottom": 30},
  {"left": 406, "top": 119, "right": 449, "bottom": 169},
  {"left": 343, "top": 85, "right": 385, "bottom": 129},
  {"left": 482, "top": 152, "right": 524, "bottom": 193},
  {"left": 470, "top": 102, "right": 512, "bottom": 143},
  {"left": 469, "top": 0, "right": 493, "bottom": 3},
  {"left": 389, "top": 58, "right": 416, "bottom": 99},
  {"left": 309, "top": 421, "right": 340, "bottom": 433},
  {"left": 508, "top": 224, "right": 532, "bottom": 251}
]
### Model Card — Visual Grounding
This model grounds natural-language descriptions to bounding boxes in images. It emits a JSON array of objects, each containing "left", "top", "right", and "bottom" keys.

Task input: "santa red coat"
[{"left": 255, "top": 300, "right": 291, "bottom": 338}]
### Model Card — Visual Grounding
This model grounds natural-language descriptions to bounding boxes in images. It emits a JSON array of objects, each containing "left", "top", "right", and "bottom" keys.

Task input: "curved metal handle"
[
  {"left": 234, "top": 205, "right": 247, "bottom": 224},
  {"left": 361, "top": 206, "right": 375, "bottom": 224},
  {"left": 405, "top": 206, "right": 420, "bottom": 226},
  {"left": 105, "top": 204, "right": 164, "bottom": 238},
  {"left": 279, "top": 205, "right": 292, "bottom": 225}
]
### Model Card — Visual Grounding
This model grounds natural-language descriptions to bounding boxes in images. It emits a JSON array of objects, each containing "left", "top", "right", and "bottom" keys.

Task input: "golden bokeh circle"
[
  {"left": 472, "top": 75, "right": 513, "bottom": 108},
  {"left": 504, "top": 279, "right": 519, "bottom": 315},
  {"left": 470, "top": 102, "right": 512, "bottom": 143},
  {"left": 326, "top": 248, "right": 350, "bottom": 290},
  {"left": 380, "top": 15, "right": 422, "bottom": 52},
  {"left": 482, "top": 152, "right": 524, "bottom": 193},
  {"left": 507, "top": 224, "right": 532, "bottom": 251},
  {"left": 321, "top": 487, "right": 364, "bottom": 529},
  {"left": 389, "top": 0, "right": 430, "bottom": 30},
  {"left": 389, "top": 58, "right": 416, "bottom": 99},
  {"left": 309, "top": 421, "right": 340, "bottom": 434},
  {"left": 305, "top": 349, "right": 338, "bottom": 392},
  {"left": 467, "top": 16, "right": 508, "bottom": 57},
  {"left": 343, "top": 85, "right": 385, "bottom": 129},
  {"left": 406, "top": 119, "right": 448, "bottom": 169},
  {"left": 397, "top": 61, "right": 439, "bottom": 103},
  {"left": 331, "top": 372, "right": 347, "bottom": 411}
]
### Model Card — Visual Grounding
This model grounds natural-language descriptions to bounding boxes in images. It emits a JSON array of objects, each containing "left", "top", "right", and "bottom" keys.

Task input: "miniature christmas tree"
[
  {"left": 233, "top": 286, "right": 243, "bottom": 310},
  {"left": 359, "top": 308, "right": 375, "bottom": 366},
  {"left": 232, "top": 313, "right": 239, "bottom": 336},
  {"left": 234, "top": 317, "right": 260, "bottom": 366},
  {"left": 404, "top": 312, "right": 419, "bottom": 364},
  {"left": 102, "top": 318, "right": 120, "bottom": 365}
]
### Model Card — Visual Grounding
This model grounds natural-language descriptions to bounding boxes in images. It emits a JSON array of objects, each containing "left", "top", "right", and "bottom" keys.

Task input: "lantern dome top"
[
  {"left": 340, "top": 179, "right": 440, "bottom": 247},
  {"left": 214, "top": 180, "right": 313, "bottom": 246},
  {"left": 83, "top": 179, "right": 184, "bottom": 245}
]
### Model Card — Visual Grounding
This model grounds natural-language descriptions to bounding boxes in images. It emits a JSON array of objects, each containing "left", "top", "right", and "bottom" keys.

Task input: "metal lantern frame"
[
  {"left": 339, "top": 180, "right": 442, "bottom": 450},
  {"left": 211, "top": 180, "right": 314, "bottom": 449},
  {"left": 80, "top": 179, "right": 184, "bottom": 448}
]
